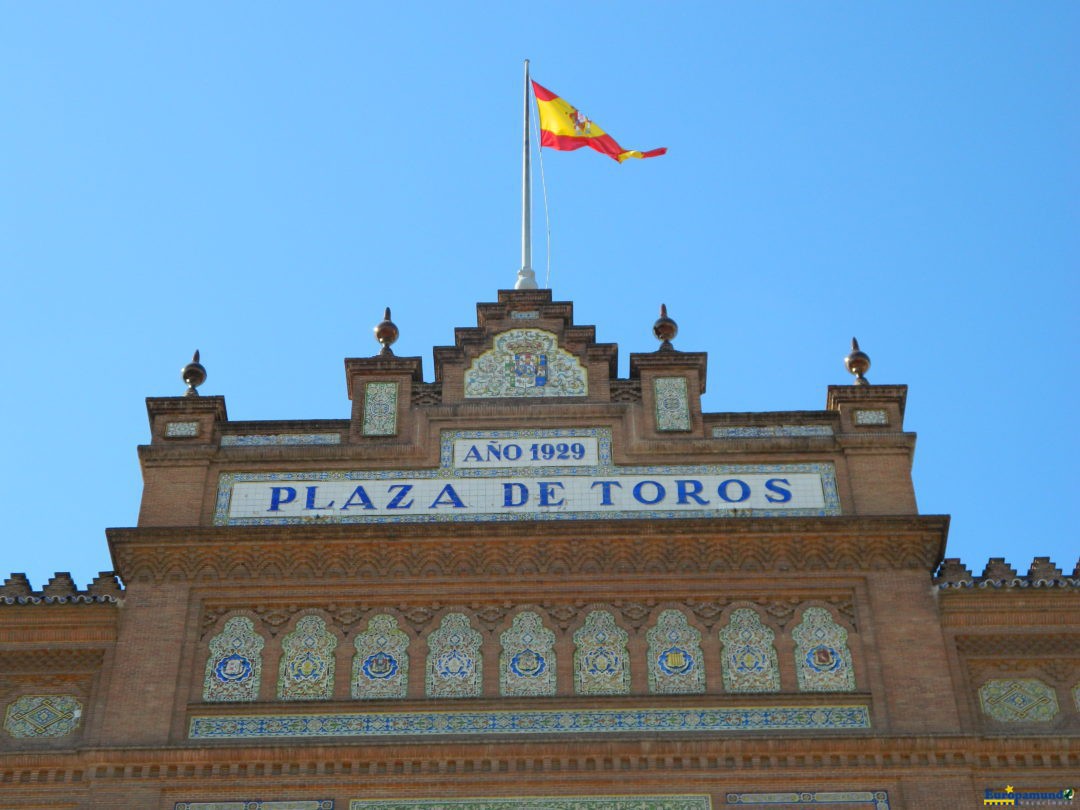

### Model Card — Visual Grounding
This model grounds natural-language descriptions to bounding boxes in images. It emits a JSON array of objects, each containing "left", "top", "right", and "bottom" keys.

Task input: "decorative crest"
[
  {"left": 374, "top": 308, "right": 399, "bottom": 356},
  {"left": 653, "top": 304, "right": 678, "bottom": 350},
  {"left": 844, "top": 337, "right": 870, "bottom": 386},
  {"left": 181, "top": 350, "right": 206, "bottom": 397}
]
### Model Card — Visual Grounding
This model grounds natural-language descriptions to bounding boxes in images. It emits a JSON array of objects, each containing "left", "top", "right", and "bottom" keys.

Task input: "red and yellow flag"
[{"left": 532, "top": 81, "right": 666, "bottom": 163}]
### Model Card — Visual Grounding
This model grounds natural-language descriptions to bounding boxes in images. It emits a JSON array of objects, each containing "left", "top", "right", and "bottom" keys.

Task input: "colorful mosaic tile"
[
  {"left": 574, "top": 609, "right": 631, "bottom": 695},
  {"left": 853, "top": 409, "right": 888, "bottom": 426},
  {"left": 189, "top": 703, "right": 872, "bottom": 740},
  {"left": 175, "top": 803, "right": 333, "bottom": 810},
  {"left": 654, "top": 376, "right": 691, "bottom": 432},
  {"left": 3, "top": 695, "right": 82, "bottom": 738},
  {"left": 221, "top": 434, "right": 341, "bottom": 446},
  {"left": 978, "top": 678, "right": 1059, "bottom": 723},
  {"left": 712, "top": 425, "right": 834, "bottom": 438},
  {"left": 726, "top": 792, "right": 889, "bottom": 809},
  {"left": 204, "top": 616, "right": 264, "bottom": 702},
  {"left": 792, "top": 608, "right": 855, "bottom": 692},
  {"left": 352, "top": 614, "right": 409, "bottom": 699},
  {"left": 166, "top": 421, "right": 200, "bottom": 437},
  {"left": 464, "top": 329, "right": 588, "bottom": 398},
  {"left": 362, "top": 382, "right": 399, "bottom": 436},
  {"left": 426, "top": 613, "right": 483, "bottom": 698},
  {"left": 500, "top": 611, "right": 556, "bottom": 696},
  {"left": 719, "top": 609, "right": 780, "bottom": 693},
  {"left": 647, "top": 609, "right": 705, "bottom": 694},
  {"left": 351, "top": 798, "right": 711, "bottom": 810},
  {"left": 278, "top": 615, "right": 337, "bottom": 701}
]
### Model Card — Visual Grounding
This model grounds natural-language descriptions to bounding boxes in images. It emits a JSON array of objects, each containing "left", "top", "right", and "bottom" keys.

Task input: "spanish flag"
[{"left": 532, "top": 81, "right": 667, "bottom": 163}]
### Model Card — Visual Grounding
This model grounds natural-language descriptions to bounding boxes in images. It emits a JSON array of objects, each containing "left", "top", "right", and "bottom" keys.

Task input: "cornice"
[
  {"left": 0, "top": 734, "right": 1076, "bottom": 782},
  {"left": 107, "top": 516, "right": 948, "bottom": 583}
]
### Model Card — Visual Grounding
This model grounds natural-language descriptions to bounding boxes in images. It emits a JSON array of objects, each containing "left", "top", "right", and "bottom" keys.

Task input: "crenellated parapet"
[
  {"left": 935, "top": 556, "right": 1080, "bottom": 589},
  {"left": 0, "top": 571, "right": 122, "bottom": 605}
]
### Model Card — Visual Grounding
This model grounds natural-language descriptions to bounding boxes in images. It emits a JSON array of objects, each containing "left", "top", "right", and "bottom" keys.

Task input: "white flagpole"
[{"left": 515, "top": 59, "right": 538, "bottom": 290}]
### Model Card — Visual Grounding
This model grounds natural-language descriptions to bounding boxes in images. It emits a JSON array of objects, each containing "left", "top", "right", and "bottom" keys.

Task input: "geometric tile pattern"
[
  {"left": 712, "top": 425, "right": 834, "bottom": 438},
  {"left": 719, "top": 609, "right": 780, "bottom": 693},
  {"left": 203, "top": 616, "right": 264, "bottom": 702},
  {"left": 221, "top": 434, "right": 342, "bottom": 446},
  {"left": 175, "top": 803, "right": 334, "bottom": 810},
  {"left": 792, "top": 608, "right": 855, "bottom": 692},
  {"left": 426, "top": 613, "right": 483, "bottom": 698},
  {"left": 978, "top": 678, "right": 1059, "bottom": 723},
  {"left": 654, "top": 376, "right": 691, "bottom": 432},
  {"left": 351, "top": 799, "right": 711, "bottom": 810},
  {"left": 165, "top": 421, "right": 199, "bottom": 437},
  {"left": 277, "top": 615, "right": 337, "bottom": 701},
  {"left": 500, "top": 611, "right": 556, "bottom": 697},
  {"left": 363, "top": 382, "right": 399, "bottom": 436},
  {"left": 189, "top": 703, "right": 873, "bottom": 739},
  {"left": 3, "top": 694, "right": 82, "bottom": 738},
  {"left": 574, "top": 609, "right": 631, "bottom": 695},
  {"left": 464, "top": 329, "right": 588, "bottom": 398},
  {"left": 647, "top": 609, "right": 705, "bottom": 694},
  {"left": 352, "top": 614, "right": 409, "bottom": 699},
  {"left": 853, "top": 409, "right": 888, "bottom": 426},
  {"left": 726, "top": 792, "right": 890, "bottom": 809}
]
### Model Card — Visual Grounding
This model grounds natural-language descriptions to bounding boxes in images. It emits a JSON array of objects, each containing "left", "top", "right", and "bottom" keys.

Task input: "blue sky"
[{"left": 2, "top": 2, "right": 1076, "bottom": 587}]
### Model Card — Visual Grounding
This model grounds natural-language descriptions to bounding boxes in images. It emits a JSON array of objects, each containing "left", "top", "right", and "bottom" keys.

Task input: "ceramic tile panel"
[
  {"left": 352, "top": 614, "right": 409, "bottom": 699},
  {"left": 166, "top": 421, "right": 199, "bottom": 437},
  {"left": 500, "top": 611, "right": 556, "bottom": 697},
  {"left": 712, "top": 425, "right": 834, "bottom": 438},
  {"left": 654, "top": 376, "right": 691, "bottom": 432},
  {"left": 853, "top": 409, "right": 888, "bottom": 426},
  {"left": 278, "top": 615, "right": 337, "bottom": 701},
  {"left": 3, "top": 695, "right": 82, "bottom": 738},
  {"left": 792, "top": 607, "right": 855, "bottom": 692},
  {"left": 978, "top": 678, "right": 1059, "bottom": 723},
  {"left": 362, "top": 382, "right": 399, "bottom": 436},
  {"left": 175, "top": 803, "right": 333, "bottom": 810},
  {"left": 647, "top": 609, "right": 705, "bottom": 694},
  {"left": 221, "top": 434, "right": 341, "bottom": 446},
  {"left": 719, "top": 609, "right": 780, "bottom": 693},
  {"left": 509, "top": 310, "right": 540, "bottom": 319},
  {"left": 426, "top": 613, "right": 483, "bottom": 698},
  {"left": 574, "top": 609, "right": 631, "bottom": 695},
  {"left": 203, "top": 617, "right": 264, "bottom": 702},
  {"left": 464, "top": 329, "right": 587, "bottom": 398}
]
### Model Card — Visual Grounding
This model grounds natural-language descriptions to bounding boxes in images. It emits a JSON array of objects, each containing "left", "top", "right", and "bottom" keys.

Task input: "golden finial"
[
  {"left": 181, "top": 350, "right": 206, "bottom": 397},
  {"left": 844, "top": 337, "right": 870, "bottom": 386},
  {"left": 374, "top": 307, "right": 399, "bottom": 356},
  {"left": 652, "top": 303, "right": 678, "bottom": 351}
]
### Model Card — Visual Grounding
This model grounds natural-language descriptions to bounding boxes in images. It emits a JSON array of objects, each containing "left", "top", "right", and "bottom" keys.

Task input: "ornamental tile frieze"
[
  {"left": 426, "top": 613, "right": 483, "bottom": 698},
  {"left": 574, "top": 609, "right": 631, "bottom": 695},
  {"left": 464, "top": 329, "right": 588, "bottom": 398},
  {"left": 350, "top": 798, "right": 710, "bottom": 810}
]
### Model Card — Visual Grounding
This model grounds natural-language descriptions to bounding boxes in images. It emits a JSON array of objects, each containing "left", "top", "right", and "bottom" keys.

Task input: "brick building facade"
[{"left": 2, "top": 289, "right": 1077, "bottom": 809}]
